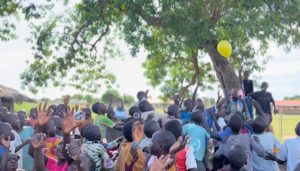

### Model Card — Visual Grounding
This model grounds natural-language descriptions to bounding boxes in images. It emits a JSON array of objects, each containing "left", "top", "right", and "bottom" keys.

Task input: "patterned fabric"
[
  {"left": 44, "top": 137, "right": 62, "bottom": 160},
  {"left": 81, "top": 141, "right": 114, "bottom": 171}
]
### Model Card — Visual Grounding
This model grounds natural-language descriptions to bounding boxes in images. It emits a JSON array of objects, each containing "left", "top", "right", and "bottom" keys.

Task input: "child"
[
  {"left": 160, "top": 104, "right": 182, "bottom": 128},
  {"left": 2, "top": 114, "right": 23, "bottom": 169},
  {"left": 217, "top": 144, "right": 248, "bottom": 171},
  {"left": 116, "top": 120, "right": 145, "bottom": 171},
  {"left": 183, "top": 111, "right": 213, "bottom": 171},
  {"left": 114, "top": 98, "right": 128, "bottom": 121},
  {"left": 17, "top": 111, "right": 35, "bottom": 171},
  {"left": 0, "top": 136, "right": 20, "bottom": 171},
  {"left": 92, "top": 102, "right": 121, "bottom": 141},
  {"left": 215, "top": 115, "right": 268, "bottom": 171},
  {"left": 140, "top": 120, "right": 160, "bottom": 153},
  {"left": 149, "top": 130, "right": 177, "bottom": 171},
  {"left": 51, "top": 116, "right": 63, "bottom": 137},
  {"left": 44, "top": 120, "right": 62, "bottom": 160},
  {"left": 81, "top": 124, "right": 114, "bottom": 170},
  {"left": 252, "top": 116, "right": 281, "bottom": 171},
  {"left": 180, "top": 99, "right": 193, "bottom": 124},
  {"left": 165, "top": 120, "right": 197, "bottom": 171},
  {"left": 27, "top": 107, "right": 37, "bottom": 127},
  {"left": 276, "top": 122, "right": 300, "bottom": 171}
]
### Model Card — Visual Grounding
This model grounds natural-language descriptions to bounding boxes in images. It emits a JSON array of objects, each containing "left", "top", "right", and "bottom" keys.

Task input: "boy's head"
[
  {"left": 243, "top": 70, "right": 250, "bottom": 80},
  {"left": 115, "top": 98, "right": 124, "bottom": 109},
  {"left": 191, "top": 111, "right": 204, "bottom": 125},
  {"left": 183, "top": 99, "right": 193, "bottom": 111},
  {"left": 150, "top": 131, "right": 176, "bottom": 157},
  {"left": 228, "top": 115, "right": 243, "bottom": 133},
  {"left": 6, "top": 153, "right": 19, "bottom": 171},
  {"left": 167, "top": 104, "right": 179, "bottom": 118},
  {"left": 17, "top": 112, "right": 27, "bottom": 127},
  {"left": 128, "top": 106, "right": 140, "bottom": 117},
  {"left": 3, "top": 114, "right": 21, "bottom": 130},
  {"left": 45, "top": 119, "right": 56, "bottom": 137},
  {"left": 51, "top": 116, "right": 63, "bottom": 133},
  {"left": 138, "top": 100, "right": 154, "bottom": 112},
  {"left": 82, "top": 124, "right": 101, "bottom": 142},
  {"left": 231, "top": 88, "right": 239, "bottom": 101},
  {"left": 144, "top": 120, "right": 160, "bottom": 138},
  {"left": 195, "top": 98, "right": 204, "bottom": 110},
  {"left": 0, "top": 107, "right": 8, "bottom": 121},
  {"left": 137, "top": 91, "right": 146, "bottom": 101},
  {"left": 261, "top": 82, "right": 268, "bottom": 91},
  {"left": 0, "top": 122, "right": 15, "bottom": 141},
  {"left": 82, "top": 107, "right": 92, "bottom": 120},
  {"left": 55, "top": 104, "right": 67, "bottom": 118},
  {"left": 63, "top": 95, "right": 71, "bottom": 105},
  {"left": 172, "top": 93, "right": 181, "bottom": 105},
  {"left": 164, "top": 120, "right": 182, "bottom": 140},
  {"left": 295, "top": 122, "right": 300, "bottom": 136},
  {"left": 123, "top": 120, "right": 134, "bottom": 142},
  {"left": 234, "top": 111, "right": 245, "bottom": 121},
  {"left": 29, "top": 107, "right": 37, "bottom": 119},
  {"left": 228, "top": 144, "right": 247, "bottom": 170},
  {"left": 92, "top": 102, "right": 107, "bottom": 115},
  {"left": 253, "top": 116, "right": 268, "bottom": 134}
]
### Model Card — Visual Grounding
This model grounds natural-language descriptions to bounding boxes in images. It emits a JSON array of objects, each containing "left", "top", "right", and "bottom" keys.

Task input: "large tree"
[{"left": 2, "top": 0, "right": 300, "bottom": 98}]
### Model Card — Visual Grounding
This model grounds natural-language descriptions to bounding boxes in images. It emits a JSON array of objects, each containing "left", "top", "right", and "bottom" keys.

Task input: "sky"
[{"left": 0, "top": 21, "right": 300, "bottom": 101}]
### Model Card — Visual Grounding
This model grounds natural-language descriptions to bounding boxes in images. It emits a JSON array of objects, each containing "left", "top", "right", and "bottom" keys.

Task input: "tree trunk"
[{"left": 204, "top": 43, "right": 240, "bottom": 99}]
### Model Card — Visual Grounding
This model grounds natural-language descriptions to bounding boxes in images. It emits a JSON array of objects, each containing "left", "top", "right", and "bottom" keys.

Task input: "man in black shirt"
[
  {"left": 243, "top": 71, "right": 254, "bottom": 96},
  {"left": 249, "top": 82, "right": 278, "bottom": 116},
  {"left": 243, "top": 71, "right": 254, "bottom": 118}
]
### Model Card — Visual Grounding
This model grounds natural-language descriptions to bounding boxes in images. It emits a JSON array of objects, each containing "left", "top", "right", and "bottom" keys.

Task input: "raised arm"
[{"left": 31, "top": 133, "right": 47, "bottom": 171}]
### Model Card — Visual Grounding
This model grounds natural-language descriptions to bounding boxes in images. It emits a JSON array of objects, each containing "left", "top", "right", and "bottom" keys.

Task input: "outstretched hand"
[
  {"left": 62, "top": 108, "right": 85, "bottom": 134},
  {"left": 31, "top": 133, "right": 46, "bottom": 149},
  {"left": 0, "top": 135, "right": 10, "bottom": 149},
  {"left": 169, "top": 136, "right": 189, "bottom": 154},
  {"left": 149, "top": 154, "right": 173, "bottom": 171},
  {"left": 36, "top": 103, "right": 53, "bottom": 127},
  {"left": 132, "top": 120, "right": 144, "bottom": 143}
]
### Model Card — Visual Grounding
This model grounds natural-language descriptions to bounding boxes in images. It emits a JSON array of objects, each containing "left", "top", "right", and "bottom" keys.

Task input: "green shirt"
[{"left": 93, "top": 115, "right": 116, "bottom": 139}]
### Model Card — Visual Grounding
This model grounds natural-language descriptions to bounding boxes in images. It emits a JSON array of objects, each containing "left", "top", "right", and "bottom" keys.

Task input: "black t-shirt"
[
  {"left": 243, "top": 79, "right": 253, "bottom": 96},
  {"left": 250, "top": 91, "right": 274, "bottom": 115}
]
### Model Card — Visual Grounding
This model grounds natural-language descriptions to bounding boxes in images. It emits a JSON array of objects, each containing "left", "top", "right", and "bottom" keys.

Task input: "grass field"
[{"left": 272, "top": 114, "right": 300, "bottom": 142}]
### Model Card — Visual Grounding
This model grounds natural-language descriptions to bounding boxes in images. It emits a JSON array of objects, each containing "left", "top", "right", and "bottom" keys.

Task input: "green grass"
[
  {"left": 14, "top": 102, "right": 36, "bottom": 114},
  {"left": 272, "top": 114, "right": 300, "bottom": 142}
]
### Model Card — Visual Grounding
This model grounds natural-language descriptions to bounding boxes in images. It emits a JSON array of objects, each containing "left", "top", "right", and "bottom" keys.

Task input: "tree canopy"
[{"left": 1, "top": 0, "right": 300, "bottom": 98}]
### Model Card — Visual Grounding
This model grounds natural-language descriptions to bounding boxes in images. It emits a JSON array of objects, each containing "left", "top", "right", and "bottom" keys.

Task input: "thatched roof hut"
[{"left": 0, "top": 84, "right": 35, "bottom": 111}]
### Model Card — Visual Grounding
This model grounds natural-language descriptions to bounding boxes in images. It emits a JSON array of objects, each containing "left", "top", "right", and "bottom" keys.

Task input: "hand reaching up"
[
  {"left": 62, "top": 108, "right": 85, "bottom": 134},
  {"left": 31, "top": 133, "right": 46, "bottom": 149},
  {"left": 36, "top": 103, "right": 53, "bottom": 127},
  {"left": 0, "top": 135, "right": 10, "bottom": 149},
  {"left": 149, "top": 154, "right": 173, "bottom": 171},
  {"left": 132, "top": 120, "right": 144, "bottom": 143},
  {"left": 169, "top": 136, "right": 189, "bottom": 154}
]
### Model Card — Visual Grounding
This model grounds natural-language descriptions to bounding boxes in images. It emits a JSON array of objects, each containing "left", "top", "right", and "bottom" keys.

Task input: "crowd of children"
[{"left": 0, "top": 74, "right": 300, "bottom": 171}]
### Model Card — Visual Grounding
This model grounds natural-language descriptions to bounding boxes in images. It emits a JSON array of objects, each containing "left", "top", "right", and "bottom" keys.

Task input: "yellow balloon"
[{"left": 217, "top": 40, "right": 232, "bottom": 58}]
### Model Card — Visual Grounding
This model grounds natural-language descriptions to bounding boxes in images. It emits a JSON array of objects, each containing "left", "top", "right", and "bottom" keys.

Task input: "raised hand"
[
  {"left": 31, "top": 133, "right": 46, "bottom": 149},
  {"left": 62, "top": 108, "right": 85, "bottom": 134},
  {"left": 169, "top": 136, "right": 189, "bottom": 154},
  {"left": 132, "top": 120, "right": 144, "bottom": 143},
  {"left": 36, "top": 103, "right": 53, "bottom": 127},
  {"left": 149, "top": 154, "right": 173, "bottom": 171},
  {"left": 0, "top": 135, "right": 10, "bottom": 149}
]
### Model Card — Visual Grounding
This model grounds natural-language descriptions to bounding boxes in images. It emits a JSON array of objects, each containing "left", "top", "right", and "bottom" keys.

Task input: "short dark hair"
[
  {"left": 139, "top": 100, "right": 154, "bottom": 112},
  {"left": 92, "top": 102, "right": 107, "bottom": 115},
  {"left": 191, "top": 111, "right": 204, "bottom": 125},
  {"left": 183, "top": 99, "right": 193, "bottom": 110},
  {"left": 82, "top": 107, "right": 92, "bottom": 119},
  {"left": 228, "top": 144, "right": 247, "bottom": 170},
  {"left": 165, "top": 120, "right": 182, "bottom": 140},
  {"left": 137, "top": 91, "right": 146, "bottom": 101},
  {"left": 123, "top": 120, "right": 134, "bottom": 142},
  {"left": 253, "top": 116, "right": 268, "bottom": 134},
  {"left": 228, "top": 115, "right": 243, "bottom": 133},
  {"left": 144, "top": 120, "right": 160, "bottom": 138},
  {"left": 295, "top": 122, "right": 300, "bottom": 136},
  {"left": 167, "top": 105, "right": 179, "bottom": 117},
  {"left": 82, "top": 124, "right": 101, "bottom": 142},
  {"left": 128, "top": 106, "right": 140, "bottom": 116},
  {"left": 153, "top": 131, "right": 176, "bottom": 153}
]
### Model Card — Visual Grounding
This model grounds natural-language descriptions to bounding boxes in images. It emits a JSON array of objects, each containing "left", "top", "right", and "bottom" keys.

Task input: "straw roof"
[{"left": 0, "top": 84, "right": 35, "bottom": 103}]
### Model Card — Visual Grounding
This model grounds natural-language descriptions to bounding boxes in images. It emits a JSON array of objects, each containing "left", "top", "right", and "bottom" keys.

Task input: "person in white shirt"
[{"left": 277, "top": 122, "right": 300, "bottom": 171}]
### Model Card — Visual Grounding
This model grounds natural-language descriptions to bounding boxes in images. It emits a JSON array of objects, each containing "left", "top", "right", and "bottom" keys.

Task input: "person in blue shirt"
[
  {"left": 114, "top": 98, "right": 128, "bottom": 121},
  {"left": 180, "top": 99, "right": 193, "bottom": 125}
]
